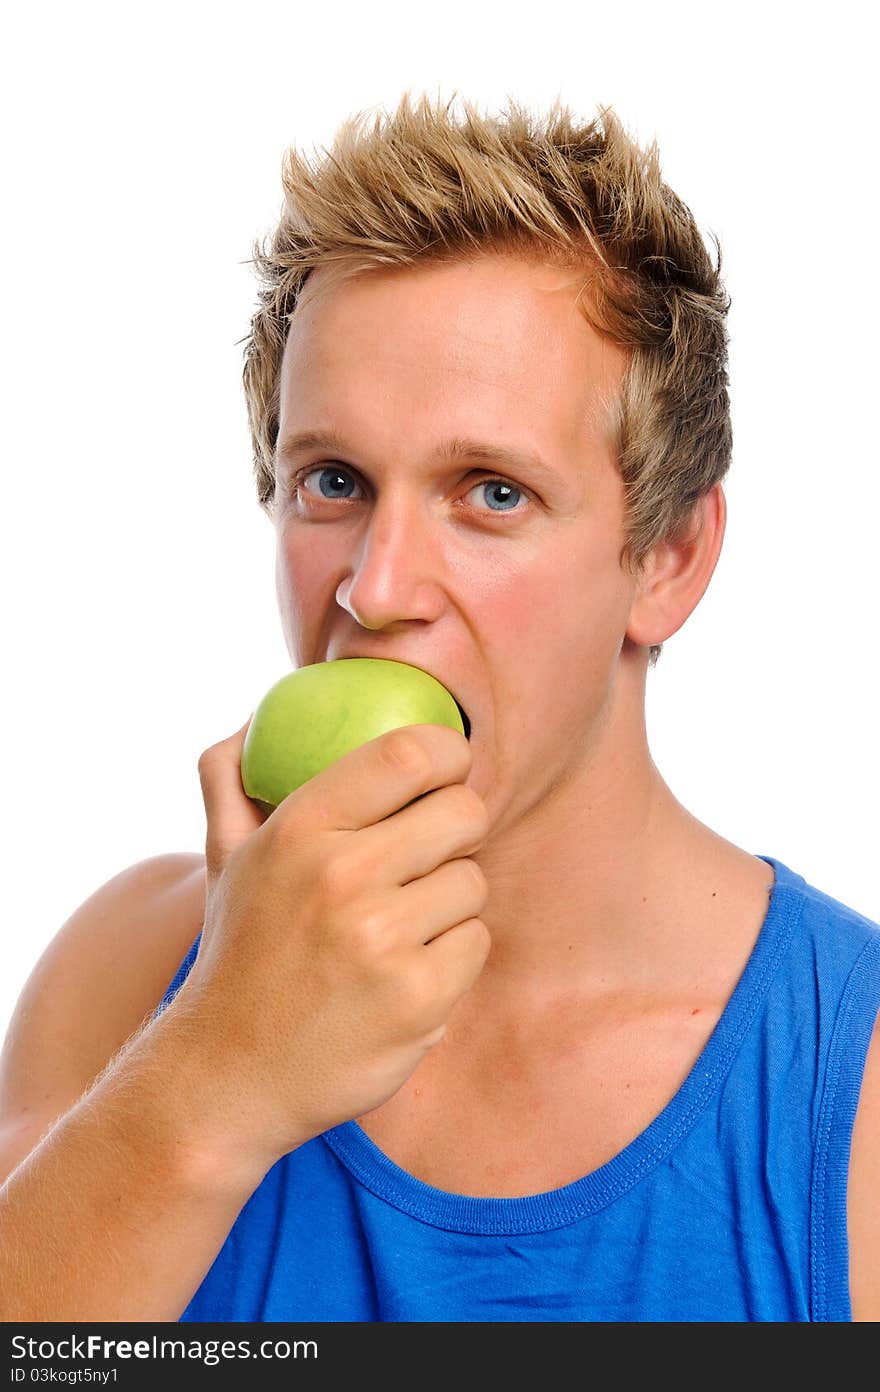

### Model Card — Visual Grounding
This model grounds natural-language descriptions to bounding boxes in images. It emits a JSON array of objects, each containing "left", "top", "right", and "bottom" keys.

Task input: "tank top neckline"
[{"left": 321, "top": 855, "right": 808, "bottom": 1235}]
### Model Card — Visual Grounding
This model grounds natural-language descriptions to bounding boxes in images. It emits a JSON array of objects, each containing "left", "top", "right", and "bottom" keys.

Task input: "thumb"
[{"left": 198, "top": 714, "right": 265, "bottom": 881}]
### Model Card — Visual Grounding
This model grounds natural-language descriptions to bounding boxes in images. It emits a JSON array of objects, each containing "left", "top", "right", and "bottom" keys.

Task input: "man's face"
[{"left": 273, "top": 252, "right": 639, "bottom": 830}]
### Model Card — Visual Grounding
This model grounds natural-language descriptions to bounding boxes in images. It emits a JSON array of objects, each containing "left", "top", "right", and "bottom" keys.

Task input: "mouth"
[
  {"left": 428, "top": 675, "right": 471, "bottom": 741},
  {"left": 456, "top": 702, "right": 472, "bottom": 742}
]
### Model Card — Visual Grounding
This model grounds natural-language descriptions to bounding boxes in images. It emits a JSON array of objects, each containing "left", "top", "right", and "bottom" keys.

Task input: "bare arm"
[
  {"left": 0, "top": 852, "right": 262, "bottom": 1322},
  {"left": 0, "top": 851, "right": 206, "bottom": 1160},
  {"left": 0, "top": 988, "right": 274, "bottom": 1322},
  {"left": 848, "top": 1010, "right": 880, "bottom": 1321}
]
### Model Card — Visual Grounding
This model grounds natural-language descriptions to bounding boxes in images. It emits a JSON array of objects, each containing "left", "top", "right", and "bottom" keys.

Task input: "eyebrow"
[{"left": 275, "top": 429, "right": 563, "bottom": 488}]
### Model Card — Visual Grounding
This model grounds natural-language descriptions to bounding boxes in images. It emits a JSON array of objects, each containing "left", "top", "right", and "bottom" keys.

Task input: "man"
[{"left": 1, "top": 93, "right": 878, "bottom": 1322}]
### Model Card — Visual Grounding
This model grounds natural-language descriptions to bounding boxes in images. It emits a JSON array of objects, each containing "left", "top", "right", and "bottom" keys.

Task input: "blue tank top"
[{"left": 154, "top": 855, "right": 880, "bottom": 1322}]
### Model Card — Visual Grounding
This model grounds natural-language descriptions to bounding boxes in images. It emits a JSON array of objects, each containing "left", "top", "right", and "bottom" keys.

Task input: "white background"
[{"left": 2, "top": 1, "right": 877, "bottom": 1047}]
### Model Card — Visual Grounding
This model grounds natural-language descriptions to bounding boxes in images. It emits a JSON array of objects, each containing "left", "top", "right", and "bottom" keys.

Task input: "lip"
[{"left": 328, "top": 650, "right": 472, "bottom": 740}]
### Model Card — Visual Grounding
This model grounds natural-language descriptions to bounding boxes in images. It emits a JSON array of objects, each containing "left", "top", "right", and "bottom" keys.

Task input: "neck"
[{"left": 470, "top": 654, "right": 766, "bottom": 1008}]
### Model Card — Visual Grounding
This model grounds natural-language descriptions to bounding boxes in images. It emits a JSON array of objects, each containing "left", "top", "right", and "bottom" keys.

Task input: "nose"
[{"left": 336, "top": 496, "right": 445, "bottom": 631}]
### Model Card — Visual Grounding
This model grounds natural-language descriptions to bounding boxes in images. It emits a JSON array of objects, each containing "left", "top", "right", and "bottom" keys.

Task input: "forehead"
[{"left": 279, "top": 253, "right": 628, "bottom": 455}]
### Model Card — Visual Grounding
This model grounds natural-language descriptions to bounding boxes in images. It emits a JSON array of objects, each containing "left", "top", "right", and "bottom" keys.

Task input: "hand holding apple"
[{"left": 185, "top": 704, "right": 490, "bottom": 1177}]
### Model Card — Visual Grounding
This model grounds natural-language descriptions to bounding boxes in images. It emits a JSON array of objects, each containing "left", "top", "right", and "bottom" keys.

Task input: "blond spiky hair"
[{"left": 241, "top": 91, "right": 732, "bottom": 666}]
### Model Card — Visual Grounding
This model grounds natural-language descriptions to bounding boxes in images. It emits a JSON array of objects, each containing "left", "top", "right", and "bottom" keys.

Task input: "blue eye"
[
  {"left": 470, "top": 478, "right": 523, "bottom": 512},
  {"left": 293, "top": 465, "right": 527, "bottom": 515},
  {"left": 299, "top": 466, "right": 362, "bottom": 500}
]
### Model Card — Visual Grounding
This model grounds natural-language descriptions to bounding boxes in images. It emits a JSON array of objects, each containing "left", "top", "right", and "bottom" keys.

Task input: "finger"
[
  {"left": 198, "top": 714, "right": 265, "bottom": 878},
  {"left": 392, "top": 857, "right": 489, "bottom": 947},
  {"left": 282, "top": 722, "right": 473, "bottom": 833},
  {"left": 420, "top": 917, "right": 492, "bottom": 1023},
  {"left": 354, "top": 783, "right": 489, "bottom": 888}
]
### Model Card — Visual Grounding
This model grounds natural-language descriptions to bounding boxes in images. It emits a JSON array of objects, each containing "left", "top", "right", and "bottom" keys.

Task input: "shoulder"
[{"left": 0, "top": 852, "right": 206, "bottom": 1180}]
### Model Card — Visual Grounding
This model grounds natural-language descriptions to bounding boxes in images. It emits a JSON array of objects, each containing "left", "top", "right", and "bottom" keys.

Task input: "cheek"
[
  {"left": 274, "top": 531, "right": 336, "bottom": 650},
  {"left": 478, "top": 537, "right": 634, "bottom": 758},
  {"left": 481, "top": 533, "right": 627, "bottom": 668}
]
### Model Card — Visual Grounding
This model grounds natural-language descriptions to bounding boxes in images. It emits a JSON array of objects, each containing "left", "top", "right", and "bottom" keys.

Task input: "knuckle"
[
  {"left": 347, "top": 903, "right": 397, "bottom": 961},
  {"left": 197, "top": 745, "right": 219, "bottom": 779},
  {"left": 323, "top": 841, "right": 372, "bottom": 900},
  {"left": 380, "top": 728, "right": 431, "bottom": 780},
  {"left": 306, "top": 848, "right": 345, "bottom": 904}
]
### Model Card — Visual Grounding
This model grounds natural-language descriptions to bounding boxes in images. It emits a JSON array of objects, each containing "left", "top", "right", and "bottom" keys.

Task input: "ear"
[{"left": 625, "top": 483, "right": 727, "bottom": 648}]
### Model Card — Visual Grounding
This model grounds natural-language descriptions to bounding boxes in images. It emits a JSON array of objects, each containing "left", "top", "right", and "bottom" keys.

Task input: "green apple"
[{"left": 240, "top": 657, "right": 468, "bottom": 814}]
